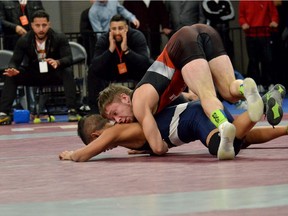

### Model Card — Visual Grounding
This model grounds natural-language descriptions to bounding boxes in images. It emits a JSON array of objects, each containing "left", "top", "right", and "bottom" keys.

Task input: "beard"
[
  {"left": 35, "top": 32, "right": 47, "bottom": 41},
  {"left": 114, "top": 35, "right": 123, "bottom": 43}
]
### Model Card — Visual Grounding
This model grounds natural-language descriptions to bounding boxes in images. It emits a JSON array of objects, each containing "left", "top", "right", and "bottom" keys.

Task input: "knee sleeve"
[{"left": 208, "top": 132, "right": 243, "bottom": 156}]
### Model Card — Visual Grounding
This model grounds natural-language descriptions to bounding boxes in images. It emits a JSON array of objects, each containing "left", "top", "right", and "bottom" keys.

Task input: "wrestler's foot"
[
  {"left": 262, "top": 84, "right": 286, "bottom": 126},
  {"left": 243, "top": 78, "right": 264, "bottom": 122},
  {"left": 217, "top": 121, "right": 236, "bottom": 160}
]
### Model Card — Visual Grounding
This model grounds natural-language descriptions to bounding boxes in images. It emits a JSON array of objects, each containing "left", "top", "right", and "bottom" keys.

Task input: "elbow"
[{"left": 152, "top": 147, "right": 168, "bottom": 156}]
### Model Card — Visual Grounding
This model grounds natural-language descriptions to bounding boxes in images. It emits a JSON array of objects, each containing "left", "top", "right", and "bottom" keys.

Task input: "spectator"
[
  {"left": 165, "top": 0, "right": 206, "bottom": 36},
  {"left": 123, "top": 0, "right": 172, "bottom": 59},
  {"left": 0, "top": 0, "right": 44, "bottom": 51},
  {"left": 271, "top": 0, "right": 288, "bottom": 88},
  {"left": 0, "top": 10, "right": 79, "bottom": 125},
  {"left": 88, "top": 0, "right": 140, "bottom": 39},
  {"left": 202, "top": 0, "right": 235, "bottom": 64},
  {"left": 79, "top": 0, "right": 96, "bottom": 65},
  {"left": 239, "top": 0, "right": 279, "bottom": 93},
  {"left": 87, "top": 14, "right": 152, "bottom": 114}
]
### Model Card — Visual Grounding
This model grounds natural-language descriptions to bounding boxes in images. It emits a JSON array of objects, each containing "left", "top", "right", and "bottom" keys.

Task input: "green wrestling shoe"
[
  {"left": 262, "top": 84, "right": 286, "bottom": 126},
  {"left": 68, "top": 109, "right": 81, "bottom": 122}
]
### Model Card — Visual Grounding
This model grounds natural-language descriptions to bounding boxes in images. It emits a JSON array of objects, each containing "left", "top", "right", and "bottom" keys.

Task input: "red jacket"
[{"left": 238, "top": 1, "right": 279, "bottom": 37}]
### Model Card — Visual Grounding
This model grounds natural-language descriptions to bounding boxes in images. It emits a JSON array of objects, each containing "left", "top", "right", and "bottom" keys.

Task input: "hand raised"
[{"left": 109, "top": 31, "right": 116, "bottom": 52}]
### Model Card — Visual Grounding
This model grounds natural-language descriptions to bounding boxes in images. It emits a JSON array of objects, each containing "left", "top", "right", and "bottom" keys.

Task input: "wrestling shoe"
[
  {"left": 262, "top": 84, "right": 286, "bottom": 126},
  {"left": 235, "top": 100, "right": 248, "bottom": 110},
  {"left": 243, "top": 78, "right": 264, "bottom": 122},
  {"left": 217, "top": 121, "right": 236, "bottom": 160},
  {"left": 68, "top": 109, "right": 80, "bottom": 122},
  {"left": 0, "top": 112, "right": 12, "bottom": 125}
]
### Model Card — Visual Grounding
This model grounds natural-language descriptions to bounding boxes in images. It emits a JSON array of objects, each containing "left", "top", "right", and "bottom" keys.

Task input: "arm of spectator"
[
  {"left": 238, "top": 1, "right": 249, "bottom": 28},
  {"left": 3, "top": 68, "right": 20, "bottom": 77},
  {"left": 241, "top": 23, "right": 250, "bottom": 30},
  {"left": 15, "top": 25, "right": 27, "bottom": 36},
  {"left": 162, "top": 28, "right": 172, "bottom": 36},
  {"left": 269, "top": 21, "right": 278, "bottom": 28},
  {"left": 88, "top": 4, "right": 104, "bottom": 39},
  {"left": 56, "top": 34, "right": 73, "bottom": 68},
  {"left": 116, "top": 1, "right": 140, "bottom": 28},
  {"left": 45, "top": 58, "right": 60, "bottom": 69},
  {"left": 89, "top": 33, "right": 115, "bottom": 73},
  {"left": 0, "top": 2, "right": 18, "bottom": 33},
  {"left": 8, "top": 37, "right": 26, "bottom": 69}
]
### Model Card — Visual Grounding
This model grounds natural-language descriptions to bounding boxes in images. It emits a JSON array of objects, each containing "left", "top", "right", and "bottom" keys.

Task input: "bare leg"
[
  {"left": 209, "top": 55, "right": 243, "bottom": 103},
  {"left": 208, "top": 55, "right": 264, "bottom": 122},
  {"left": 182, "top": 58, "right": 223, "bottom": 116},
  {"left": 243, "top": 126, "right": 288, "bottom": 147},
  {"left": 182, "top": 58, "right": 235, "bottom": 160}
]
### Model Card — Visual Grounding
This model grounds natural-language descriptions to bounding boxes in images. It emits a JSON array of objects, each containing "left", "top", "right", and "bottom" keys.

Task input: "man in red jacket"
[{"left": 239, "top": 0, "right": 279, "bottom": 93}]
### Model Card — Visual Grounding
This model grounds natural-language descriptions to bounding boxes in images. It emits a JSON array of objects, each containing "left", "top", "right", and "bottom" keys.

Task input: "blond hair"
[{"left": 98, "top": 84, "right": 132, "bottom": 116}]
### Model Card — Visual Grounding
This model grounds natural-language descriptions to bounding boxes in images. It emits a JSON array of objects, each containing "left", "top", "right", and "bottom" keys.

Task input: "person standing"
[
  {"left": 202, "top": 0, "right": 235, "bottom": 64},
  {"left": 239, "top": 0, "right": 279, "bottom": 93},
  {"left": 0, "top": 0, "right": 44, "bottom": 51},
  {"left": 88, "top": 0, "right": 140, "bottom": 39},
  {"left": 79, "top": 0, "right": 96, "bottom": 65},
  {"left": 123, "top": 0, "right": 172, "bottom": 59},
  {"left": 165, "top": 0, "right": 206, "bottom": 36}
]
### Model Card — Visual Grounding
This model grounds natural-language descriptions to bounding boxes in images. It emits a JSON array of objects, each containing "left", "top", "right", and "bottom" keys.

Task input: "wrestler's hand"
[
  {"left": 3, "top": 68, "right": 20, "bottom": 77},
  {"left": 59, "top": 151, "right": 74, "bottom": 160},
  {"left": 46, "top": 58, "right": 60, "bottom": 69}
]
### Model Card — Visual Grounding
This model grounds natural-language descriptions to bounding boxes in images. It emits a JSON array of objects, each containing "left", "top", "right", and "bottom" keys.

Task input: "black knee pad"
[{"left": 208, "top": 132, "right": 243, "bottom": 156}]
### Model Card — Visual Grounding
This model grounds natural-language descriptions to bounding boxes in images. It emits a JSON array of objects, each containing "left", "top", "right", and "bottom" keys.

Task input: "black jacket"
[
  {"left": 0, "top": 1, "right": 44, "bottom": 34},
  {"left": 89, "top": 27, "right": 153, "bottom": 81},
  {"left": 9, "top": 29, "right": 73, "bottom": 72}
]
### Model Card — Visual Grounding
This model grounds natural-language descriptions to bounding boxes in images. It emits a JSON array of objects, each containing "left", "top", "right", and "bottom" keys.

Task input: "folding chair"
[
  {"left": 69, "top": 41, "right": 90, "bottom": 114},
  {"left": 0, "top": 50, "right": 28, "bottom": 110}
]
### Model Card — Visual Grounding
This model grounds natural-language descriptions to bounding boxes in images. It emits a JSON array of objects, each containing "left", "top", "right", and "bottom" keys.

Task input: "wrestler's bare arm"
[
  {"left": 59, "top": 123, "right": 146, "bottom": 162},
  {"left": 132, "top": 84, "right": 169, "bottom": 155}
]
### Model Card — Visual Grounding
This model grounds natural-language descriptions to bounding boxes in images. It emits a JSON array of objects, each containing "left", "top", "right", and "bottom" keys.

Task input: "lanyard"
[
  {"left": 115, "top": 46, "right": 123, "bottom": 63},
  {"left": 35, "top": 40, "right": 46, "bottom": 60},
  {"left": 19, "top": 0, "right": 27, "bottom": 15}
]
